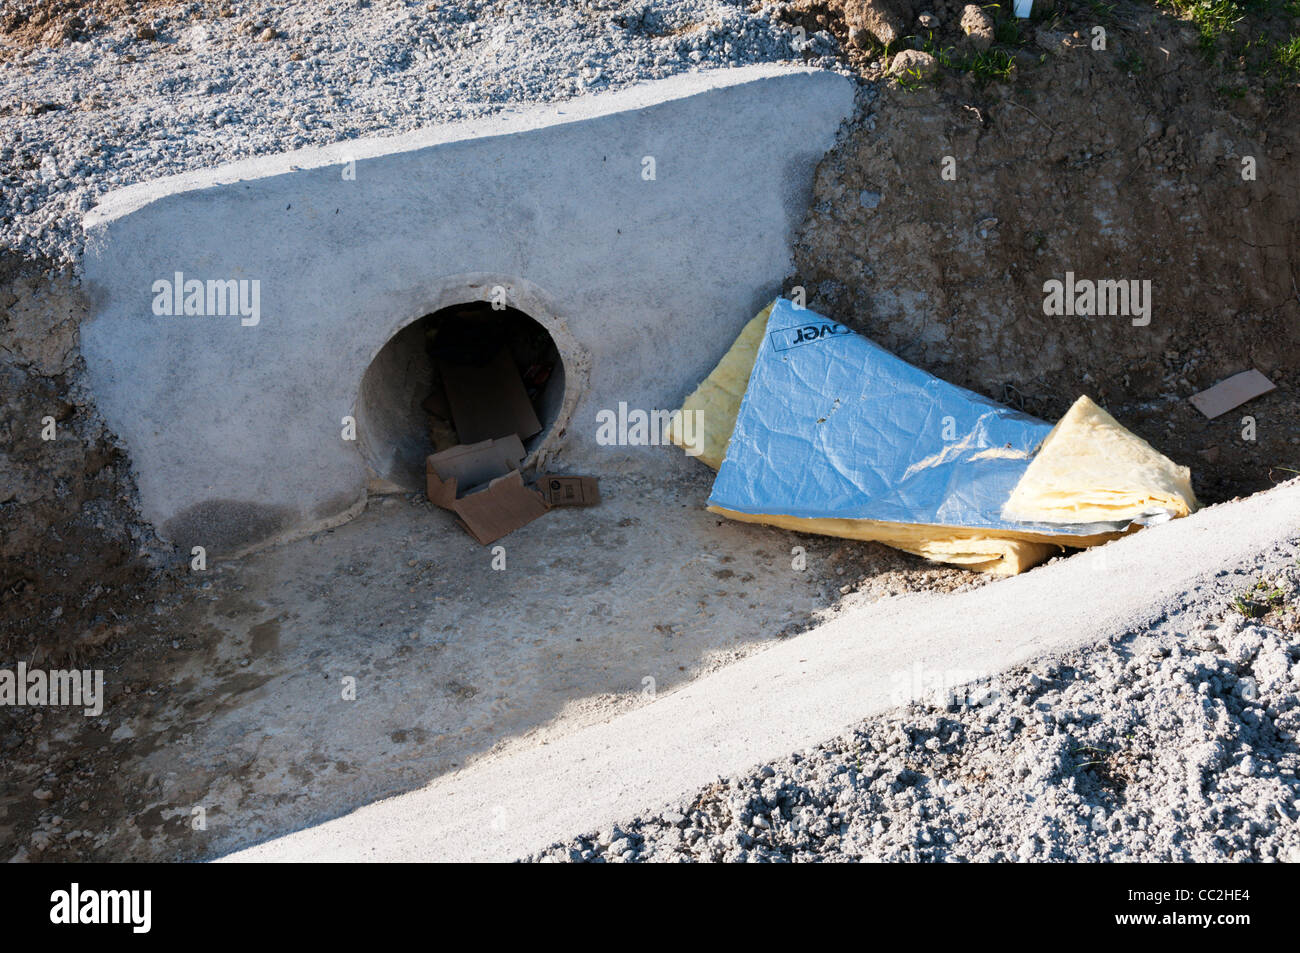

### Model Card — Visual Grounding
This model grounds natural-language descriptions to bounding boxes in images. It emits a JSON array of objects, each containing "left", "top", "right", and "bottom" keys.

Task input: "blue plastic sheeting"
[{"left": 708, "top": 298, "right": 1108, "bottom": 536}]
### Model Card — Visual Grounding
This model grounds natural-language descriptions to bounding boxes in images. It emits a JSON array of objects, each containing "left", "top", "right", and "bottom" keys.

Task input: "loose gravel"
[
  {"left": 528, "top": 541, "right": 1300, "bottom": 862},
  {"left": 1, "top": 0, "right": 839, "bottom": 266}
]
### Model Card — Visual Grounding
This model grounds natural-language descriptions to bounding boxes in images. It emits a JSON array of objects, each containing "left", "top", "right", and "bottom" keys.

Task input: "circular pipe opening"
[{"left": 355, "top": 301, "right": 567, "bottom": 490}]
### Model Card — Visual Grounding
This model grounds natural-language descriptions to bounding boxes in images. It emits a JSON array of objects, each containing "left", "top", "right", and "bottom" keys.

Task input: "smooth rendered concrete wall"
[{"left": 79, "top": 65, "right": 857, "bottom": 555}]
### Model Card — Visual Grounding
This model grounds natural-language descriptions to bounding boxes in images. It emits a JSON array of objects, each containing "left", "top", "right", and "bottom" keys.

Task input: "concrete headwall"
[{"left": 80, "top": 65, "right": 856, "bottom": 555}]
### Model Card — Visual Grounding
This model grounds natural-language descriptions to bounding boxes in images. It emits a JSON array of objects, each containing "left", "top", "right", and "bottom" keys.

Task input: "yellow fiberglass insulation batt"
[{"left": 1001, "top": 395, "right": 1199, "bottom": 524}]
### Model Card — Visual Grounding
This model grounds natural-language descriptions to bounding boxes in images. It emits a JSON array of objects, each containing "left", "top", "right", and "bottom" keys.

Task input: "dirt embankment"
[
  {"left": 0, "top": 253, "right": 164, "bottom": 664},
  {"left": 787, "top": 1, "right": 1300, "bottom": 504},
  {"left": 0, "top": 0, "right": 186, "bottom": 61}
]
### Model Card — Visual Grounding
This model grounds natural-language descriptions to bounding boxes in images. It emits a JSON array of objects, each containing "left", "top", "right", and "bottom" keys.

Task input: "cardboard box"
[
  {"left": 426, "top": 435, "right": 548, "bottom": 544},
  {"left": 539, "top": 474, "right": 601, "bottom": 506}
]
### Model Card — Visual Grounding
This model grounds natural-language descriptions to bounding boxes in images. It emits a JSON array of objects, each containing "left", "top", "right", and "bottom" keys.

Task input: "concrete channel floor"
[
  {"left": 63, "top": 451, "right": 970, "bottom": 860},
  {"left": 221, "top": 480, "right": 1300, "bottom": 862}
]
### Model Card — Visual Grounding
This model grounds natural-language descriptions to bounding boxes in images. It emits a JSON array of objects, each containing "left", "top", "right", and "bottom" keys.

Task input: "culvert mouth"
[{"left": 355, "top": 302, "right": 566, "bottom": 490}]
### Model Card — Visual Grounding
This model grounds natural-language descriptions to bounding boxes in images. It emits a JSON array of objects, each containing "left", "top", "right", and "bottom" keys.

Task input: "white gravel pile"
[
  {"left": 529, "top": 546, "right": 1300, "bottom": 862},
  {"left": 1, "top": 0, "right": 838, "bottom": 265}
]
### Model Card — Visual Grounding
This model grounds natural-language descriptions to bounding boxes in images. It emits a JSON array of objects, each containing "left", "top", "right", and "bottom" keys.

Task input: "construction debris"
[
  {"left": 1188, "top": 369, "right": 1277, "bottom": 420},
  {"left": 669, "top": 298, "right": 1197, "bottom": 574},
  {"left": 420, "top": 305, "right": 594, "bottom": 543},
  {"left": 426, "top": 435, "right": 549, "bottom": 545},
  {"left": 539, "top": 475, "right": 601, "bottom": 507},
  {"left": 430, "top": 308, "right": 545, "bottom": 447},
  {"left": 1002, "top": 396, "right": 1197, "bottom": 524}
]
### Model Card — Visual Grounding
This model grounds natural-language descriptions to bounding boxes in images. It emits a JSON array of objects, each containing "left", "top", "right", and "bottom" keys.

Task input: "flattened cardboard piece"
[
  {"left": 446, "top": 470, "right": 549, "bottom": 545},
  {"left": 426, "top": 435, "right": 547, "bottom": 544},
  {"left": 438, "top": 348, "right": 542, "bottom": 445},
  {"left": 540, "top": 474, "right": 601, "bottom": 506},
  {"left": 1188, "top": 369, "right": 1276, "bottom": 419}
]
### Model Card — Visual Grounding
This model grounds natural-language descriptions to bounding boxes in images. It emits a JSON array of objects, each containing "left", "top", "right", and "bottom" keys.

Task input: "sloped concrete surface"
[
  {"left": 222, "top": 480, "right": 1300, "bottom": 861},
  {"left": 79, "top": 65, "right": 856, "bottom": 555}
]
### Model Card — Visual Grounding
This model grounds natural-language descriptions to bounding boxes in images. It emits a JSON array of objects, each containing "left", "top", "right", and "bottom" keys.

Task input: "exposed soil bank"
[
  {"left": 789, "top": 1, "right": 1299, "bottom": 504},
  {"left": 0, "top": 253, "right": 164, "bottom": 665}
]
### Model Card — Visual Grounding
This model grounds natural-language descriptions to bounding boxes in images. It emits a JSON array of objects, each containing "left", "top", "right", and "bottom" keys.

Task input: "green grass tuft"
[{"left": 1277, "top": 35, "right": 1300, "bottom": 71}]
